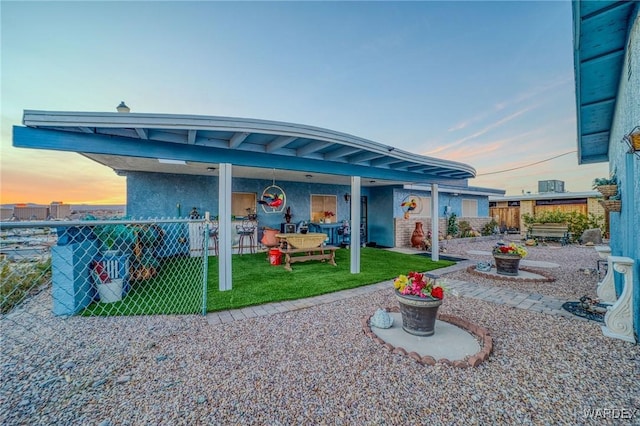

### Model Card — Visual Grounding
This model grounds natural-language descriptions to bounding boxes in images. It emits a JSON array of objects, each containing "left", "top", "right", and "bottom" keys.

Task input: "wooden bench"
[
  {"left": 282, "top": 245, "right": 338, "bottom": 271},
  {"left": 528, "top": 223, "right": 570, "bottom": 245}
]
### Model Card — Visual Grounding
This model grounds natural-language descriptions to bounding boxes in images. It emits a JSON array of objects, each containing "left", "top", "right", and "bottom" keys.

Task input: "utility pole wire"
[{"left": 477, "top": 150, "right": 577, "bottom": 176}]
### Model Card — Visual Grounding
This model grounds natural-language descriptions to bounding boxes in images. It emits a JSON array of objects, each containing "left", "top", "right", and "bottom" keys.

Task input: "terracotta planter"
[
  {"left": 395, "top": 291, "right": 442, "bottom": 336},
  {"left": 411, "top": 222, "right": 425, "bottom": 248},
  {"left": 493, "top": 254, "right": 521, "bottom": 276},
  {"left": 261, "top": 228, "right": 279, "bottom": 247}
]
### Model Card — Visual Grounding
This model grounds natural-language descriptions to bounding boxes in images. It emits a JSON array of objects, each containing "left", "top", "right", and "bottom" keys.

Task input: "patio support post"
[
  {"left": 431, "top": 183, "right": 439, "bottom": 262},
  {"left": 350, "top": 176, "right": 361, "bottom": 274},
  {"left": 218, "top": 163, "right": 233, "bottom": 291}
]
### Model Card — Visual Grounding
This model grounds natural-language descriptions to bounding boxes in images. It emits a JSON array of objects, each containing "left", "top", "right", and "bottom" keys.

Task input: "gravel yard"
[{"left": 1, "top": 238, "right": 639, "bottom": 425}]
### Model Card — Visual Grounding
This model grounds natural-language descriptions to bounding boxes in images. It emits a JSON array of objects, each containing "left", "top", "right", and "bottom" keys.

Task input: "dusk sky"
[{"left": 1, "top": 0, "right": 608, "bottom": 205}]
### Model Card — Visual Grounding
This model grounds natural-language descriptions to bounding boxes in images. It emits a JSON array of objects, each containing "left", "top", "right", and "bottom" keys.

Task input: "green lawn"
[
  {"left": 207, "top": 248, "right": 454, "bottom": 311},
  {"left": 82, "top": 248, "right": 454, "bottom": 315}
]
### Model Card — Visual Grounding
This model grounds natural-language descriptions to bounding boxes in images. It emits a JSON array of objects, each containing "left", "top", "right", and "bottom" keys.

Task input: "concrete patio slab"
[{"left": 370, "top": 313, "right": 480, "bottom": 360}]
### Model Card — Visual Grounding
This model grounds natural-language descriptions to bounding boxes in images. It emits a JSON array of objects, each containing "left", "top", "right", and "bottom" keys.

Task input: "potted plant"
[
  {"left": 323, "top": 211, "right": 335, "bottom": 223},
  {"left": 393, "top": 272, "right": 445, "bottom": 336},
  {"left": 284, "top": 207, "right": 293, "bottom": 224},
  {"left": 592, "top": 172, "right": 618, "bottom": 199},
  {"left": 493, "top": 242, "right": 528, "bottom": 276},
  {"left": 600, "top": 192, "right": 622, "bottom": 212}
]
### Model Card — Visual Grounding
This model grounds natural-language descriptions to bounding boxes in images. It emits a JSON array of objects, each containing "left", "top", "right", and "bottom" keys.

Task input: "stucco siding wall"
[
  {"left": 368, "top": 187, "right": 395, "bottom": 248},
  {"left": 126, "top": 171, "right": 355, "bottom": 230},
  {"left": 609, "top": 11, "right": 640, "bottom": 340}
]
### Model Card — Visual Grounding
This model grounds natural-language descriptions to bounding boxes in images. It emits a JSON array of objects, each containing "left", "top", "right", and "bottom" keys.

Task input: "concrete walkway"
[{"left": 206, "top": 260, "right": 578, "bottom": 325}]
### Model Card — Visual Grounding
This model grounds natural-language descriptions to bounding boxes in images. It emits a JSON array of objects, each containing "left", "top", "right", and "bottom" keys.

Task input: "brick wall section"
[{"left": 394, "top": 217, "right": 493, "bottom": 247}]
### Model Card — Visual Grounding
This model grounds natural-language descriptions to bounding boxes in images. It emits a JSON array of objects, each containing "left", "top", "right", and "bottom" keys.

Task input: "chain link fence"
[
  {"left": 0, "top": 218, "right": 217, "bottom": 423},
  {"left": 1, "top": 218, "right": 209, "bottom": 320}
]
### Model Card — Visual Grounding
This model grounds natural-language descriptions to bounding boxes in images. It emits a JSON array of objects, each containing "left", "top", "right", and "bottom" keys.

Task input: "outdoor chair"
[{"left": 236, "top": 219, "right": 256, "bottom": 255}]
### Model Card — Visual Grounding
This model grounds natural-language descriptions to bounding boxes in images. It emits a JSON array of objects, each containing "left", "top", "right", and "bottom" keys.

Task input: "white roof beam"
[
  {"left": 188, "top": 130, "right": 197, "bottom": 145},
  {"left": 296, "top": 141, "right": 332, "bottom": 157},
  {"left": 349, "top": 151, "right": 384, "bottom": 164},
  {"left": 371, "top": 156, "right": 403, "bottom": 167},
  {"left": 324, "top": 146, "right": 361, "bottom": 160},
  {"left": 266, "top": 136, "right": 296, "bottom": 153},
  {"left": 229, "top": 132, "right": 250, "bottom": 148},
  {"left": 135, "top": 128, "right": 148, "bottom": 139},
  {"left": 79, "top": 127, "right": 94, "bottom": 133}
]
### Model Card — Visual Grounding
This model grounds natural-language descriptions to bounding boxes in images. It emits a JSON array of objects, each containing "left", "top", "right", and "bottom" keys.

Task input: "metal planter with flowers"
[
  {"left": 393, "top": 272, "right": 445, "bottom": 336},
  {"left": 493, "top": 242, "right": 528, "bottom": 276}
]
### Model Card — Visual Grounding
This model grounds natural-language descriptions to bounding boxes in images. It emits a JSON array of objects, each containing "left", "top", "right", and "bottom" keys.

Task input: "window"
[
  {"left": 462, "top": 199, "right": 478, "bottom": 217},
  {"left": 310, "top": 195, "right": 337, "bottom": 222},
  {"left": 422, "top": 197, "right": 431, "bottom": 217},
  {"left": 232, "top": 192, "right": 257, "bottom": 217}
]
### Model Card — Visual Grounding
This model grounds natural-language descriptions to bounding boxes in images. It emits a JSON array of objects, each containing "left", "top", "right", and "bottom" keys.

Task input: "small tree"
[{"left": 447, "top": 212, "right": 459, "bottom": 237}]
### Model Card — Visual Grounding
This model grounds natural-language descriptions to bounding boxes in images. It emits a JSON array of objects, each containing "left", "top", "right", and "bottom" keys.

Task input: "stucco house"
[
  {"left": 573, "top": 0, "right": 639, "bottom": 343},
  {"left": 12, "top": 109, "right": 502, "bottom": 290}
]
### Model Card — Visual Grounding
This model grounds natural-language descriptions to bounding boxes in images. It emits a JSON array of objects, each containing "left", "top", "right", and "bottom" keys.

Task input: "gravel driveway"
[{"left": 1, "top": 237, "right": 638, "bottom": 425}]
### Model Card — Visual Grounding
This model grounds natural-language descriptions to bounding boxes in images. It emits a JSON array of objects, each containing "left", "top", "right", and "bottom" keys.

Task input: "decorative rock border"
[
  {"left": 466, "top": 265, "right": 556, "bottom": 282},
  {"left": 362, "top": 307, "right": 493, "bottom": 368}
]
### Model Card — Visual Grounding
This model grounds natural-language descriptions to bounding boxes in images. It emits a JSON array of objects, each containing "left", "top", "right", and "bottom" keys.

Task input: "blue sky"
[{"left": 1, "top": 0, "right": 608, "bottom": 204}]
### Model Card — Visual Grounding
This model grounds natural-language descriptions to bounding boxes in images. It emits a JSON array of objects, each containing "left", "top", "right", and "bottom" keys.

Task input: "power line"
[{"left": 477, "top": 150, "right": 577, "bottom": 176}]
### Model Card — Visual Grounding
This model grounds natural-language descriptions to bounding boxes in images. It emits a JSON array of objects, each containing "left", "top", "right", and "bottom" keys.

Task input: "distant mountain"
[
  {"left": 71, "top": 204, "right": 126, "bottom": 211},
  {"left": 1, "top": 203, "right": 125, "bottom": 211}
]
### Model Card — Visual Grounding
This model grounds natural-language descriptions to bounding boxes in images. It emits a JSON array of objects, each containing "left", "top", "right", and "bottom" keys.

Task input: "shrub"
[
  {"left": 522, "top": 210, "right": 604, "bottom": 243},
  {"left": 446, "top": 213, "right": 458, "bottom": 237},
  {"left": 458, "top": 220, "right": 474, "bottom": 237},
  {"left": 481, "top": 219, "right": 499, "bottom": 236},
  {"left": 0, "top": 258, "right": 52, "bottom": 314}
]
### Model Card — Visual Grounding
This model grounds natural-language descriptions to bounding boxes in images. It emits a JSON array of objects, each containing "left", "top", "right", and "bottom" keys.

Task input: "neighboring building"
[
  {"left": 489, "top": 190, "right": 606, "bottom": 235},
  {"left": 573, "top": 1, "right": 639, "bottom": 343},
  {"left": 13, "top": 204, "right": 48, "bottom": 220},
  {"left": 49, "top": 201, "right": 71, "bottom": 219},
  {"left": 0, "top": 208, "right": 13, "bottom": 221}
]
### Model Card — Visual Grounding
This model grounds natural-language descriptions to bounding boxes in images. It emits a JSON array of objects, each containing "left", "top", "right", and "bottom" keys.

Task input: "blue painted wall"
[
  {"left": 393, "top": 188, "right": 489, "bottom": 218},
  {"left": 127, "top": 171, "right": 356, "bottom": 230},
  {"left": 608, "top": 12, "right": 640, "bottom": 341},
  {"left": 127, "top": 171, "right": 493, "bottom": 249}
]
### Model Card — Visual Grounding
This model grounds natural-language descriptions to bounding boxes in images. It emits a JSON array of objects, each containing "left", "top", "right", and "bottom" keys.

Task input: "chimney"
[{"left": 116, "top": 101, "right": 130, "bottom": 113}]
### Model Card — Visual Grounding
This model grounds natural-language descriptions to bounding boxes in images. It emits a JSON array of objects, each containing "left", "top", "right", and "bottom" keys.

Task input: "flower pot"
[
  {"left": 599, "top": 199, "right": 621, "bottom": 212},
  {"left": 411, "top": 222, "right": 425, "bottom": 248},
  {"left": 596, "top": 185, "right": 617, "bottom": 199},
  {"left": 395, "top": 291, "right": 442, "bottom": 336},
  {"left": 261, "top": 228, "right": 279, "bottom": 248},
  {"left": 97, "top": 278, "right": 123, "bottom": 303},
  {"left": 493, "top": 254, "right": 521, "bottom": 276}
]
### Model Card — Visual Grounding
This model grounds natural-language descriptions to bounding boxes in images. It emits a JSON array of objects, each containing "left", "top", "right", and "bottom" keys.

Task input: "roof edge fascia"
[
  {"left": 404, "top": 184, "right": 505, "bottom": 197},
  {"left": 22, "top": 110, "right": 476, "bottom": 178},
  {"left": 489, "top": 190, "right": 601, "bottom": 201}
]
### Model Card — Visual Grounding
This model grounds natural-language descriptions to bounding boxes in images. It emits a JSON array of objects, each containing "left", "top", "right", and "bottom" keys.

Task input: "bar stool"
[
  {"left": 236, "top": 220, "right": 256, "bottom": 255},
  {"left": 209, "top": 221, "right": 219, "bottom": 256}
]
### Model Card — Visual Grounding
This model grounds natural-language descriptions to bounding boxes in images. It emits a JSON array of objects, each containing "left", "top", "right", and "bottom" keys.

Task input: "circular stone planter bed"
[
  {"left": 362, "top": 307, "right": 493, "bottom": 368},
  {"left": 466, "top": 265, "right": 556, "bottom": 283}
]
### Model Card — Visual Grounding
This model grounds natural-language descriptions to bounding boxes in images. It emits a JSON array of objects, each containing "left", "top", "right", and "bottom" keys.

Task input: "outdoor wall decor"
[
  {"left": 259, "top": 170, "right": 287, "bottom": 214},
  {"left": 400, "top": 195, "right": 422, "bottom": 219}
]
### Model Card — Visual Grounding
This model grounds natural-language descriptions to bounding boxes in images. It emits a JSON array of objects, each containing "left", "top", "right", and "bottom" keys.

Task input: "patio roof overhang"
[
  {"left": 572, "top": 0, "right": 638, "bottom": 165},
  {"left": 14, "top": 110, "right": 476, "bottom": 185}
]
